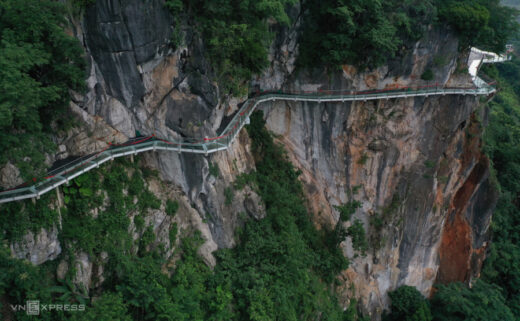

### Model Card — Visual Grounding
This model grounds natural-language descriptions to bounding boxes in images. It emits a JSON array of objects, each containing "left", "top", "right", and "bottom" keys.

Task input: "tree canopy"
[
  {"left": 431, "top": 281, "right": 514, "bottom": 321},
  {"left": 299, "top": 0, "right": 434, "bottom": 69},
  {"left": 166, "top": 0, "right": 296, "bottom": 95},
  {"left": 479, "top": 57, "right": 520, "bottom": 316},
  {"left": 384, "top": 286, "right": 432, "bottom": 321},
  {"left": 437, "top": 0, "right": 519, "bottom": 52},
  {"left": 0, "top": 0, "right": 85, "bottom": 179},
  {"left": 299, "top": 0, "right": 518, "bottom": 69}
]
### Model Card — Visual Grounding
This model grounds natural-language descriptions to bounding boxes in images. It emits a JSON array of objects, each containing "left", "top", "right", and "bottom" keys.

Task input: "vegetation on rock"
[
  {"left": 300, "top": 0, "right": 517, "bottom": 69},
  {"left": 384, "top": 286, "right": 432, "bottom": 321},
  {"left": 299, "top": 0, "right": 435, "bottom": 69},
  {"left": 166, "top": 0, "right": 296, "bottom": 95},
  {"left": 0, "top": 0, "right": 85, "bottom": 179},
  {"left": 437, "top": 0, "right": 518, "bottom": 52},
  {"left": 479, "top": 57, "right": 520, "bottom": 317},
  {"left": 0, "top": 113, "right": 361, "bottom": 320}
]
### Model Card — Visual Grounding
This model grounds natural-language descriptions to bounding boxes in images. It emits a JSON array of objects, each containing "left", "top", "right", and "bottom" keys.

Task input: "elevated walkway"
[{"left": 0, "top": 47, "right": 510, "bottom": 203}]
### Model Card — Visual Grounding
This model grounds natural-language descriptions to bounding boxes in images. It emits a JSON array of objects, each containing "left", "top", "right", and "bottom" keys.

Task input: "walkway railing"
[{"left": 0, "top": 49, "right": 507, "bottom": 203}]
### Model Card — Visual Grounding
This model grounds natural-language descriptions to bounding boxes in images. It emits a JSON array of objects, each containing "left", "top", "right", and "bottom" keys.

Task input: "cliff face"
[
  {"left": 261, "top": 88, "right": 496, "bottom": 315},
  {"left": 9, "top": 1, "right": 497, "bottom": 317},
  {"left": 70, "top": 0, "right": 262, "bottom": 253},
  {"left": 257, "top": 26, "right": 498, "bottom": 316}
]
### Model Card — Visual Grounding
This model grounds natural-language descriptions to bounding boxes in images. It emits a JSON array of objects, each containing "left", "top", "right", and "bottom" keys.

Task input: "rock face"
[
  {"left": 84, "top": 0, "right": 172, "bottom": 109},
  {"left": 262, "top": 92, "right": 496, "bottom": 312},
  {"left": 257, "top": 26, "right": 497, "bottom": 316},
  {"left": 67, "top": 0, "right": 256, "bottom": 255},
  {"left": 11, "top": 227, "right": 61, "bottom": 265},
  {"left": 260, "top": 91, "right": 495, "bottom": 312},
  {"left": 8, "top": 2, "right": 496, "bottom": 318},
  {"left": 0, "top": 162, "right": 23, "bottom": 189}
]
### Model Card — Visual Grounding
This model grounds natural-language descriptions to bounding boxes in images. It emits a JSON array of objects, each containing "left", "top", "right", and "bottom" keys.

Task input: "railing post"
[
  {"left": 54, "top": 174, "right": 69, "bottom": 186},
  {"left": 29, "top": 186, "right": 37, "bottom": 197}
]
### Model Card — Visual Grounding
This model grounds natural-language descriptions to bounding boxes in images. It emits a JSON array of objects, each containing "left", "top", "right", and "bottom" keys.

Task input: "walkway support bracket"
[{"left": 203, "top": 142, "right": 208, "bottom": 156}]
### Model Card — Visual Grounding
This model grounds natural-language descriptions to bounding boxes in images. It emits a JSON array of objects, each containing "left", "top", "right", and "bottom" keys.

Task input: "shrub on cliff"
[{"left": 385, "top": 285, "right": 432, "bottom": 321}]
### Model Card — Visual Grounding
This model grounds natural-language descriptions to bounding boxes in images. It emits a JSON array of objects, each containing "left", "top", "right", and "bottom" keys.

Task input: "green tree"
[
  {"left": 335, "top": 200, "right": 361, "bottom": 222},
  {"left": 431, "top": 281, "right": 514, "bottom": 321},
  {"left": 347, "top": 219, "right": 368, "bottom": 255},
  {"left": 166, "top": 200, "right": 179, "bottom": 216},
  {"left": 0, "top": 0, "right": 85, "bottom": 179},
  {"left": 70, "top": 293, "right": 132, "bottom": 321},
  {"left": 385, "top": 286, "right": 432, "bottom": 321},
  {"left": 480, "top": 59, "right": 520, "bottom": 316},
  {"left": 299, "top": 0, "right": 434, "bottom": 69},
  {"left": 171, "top": 0, "right": 296, "bottom": 95},
  {"left": 436, "top": 0, "right": 519, "bottom": 52}
]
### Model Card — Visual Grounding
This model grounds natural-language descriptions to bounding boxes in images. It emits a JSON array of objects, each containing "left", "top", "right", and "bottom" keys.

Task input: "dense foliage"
[
  {"left": 430, "top": 281, "right": 514, "bottom": 320},
  {"left": 479, "top": 57, "right": 520, "bottom": 316},
  {"left": 384, "top": 286, "right": 432, "bottom": 321},
  {"left": 0, "top": 0, "right": 85, "bottom": 179},
  {"left": 165, "top": 0, "right": 517, "bottom": 89},
  {"left": 299, "top": 0, "right": 517, "bottom": 69},
  {"left": 386, "top": 281, "right": 514, "bottom": 321},
  {"left": 166, "top": 0, "right": 295, "bottom": 95},
  {"left": 299, "top": 0, "right": 434, "bottom": 69},
  {"left": 437, "top": 0, "right": 518, "bottom": 52},
  {"left": 0, "top": 158, "right": 175, "bottom": 320}
]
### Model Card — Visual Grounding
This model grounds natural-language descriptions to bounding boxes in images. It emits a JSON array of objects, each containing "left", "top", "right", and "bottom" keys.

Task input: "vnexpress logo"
[
  {"left": 11, "top": 300, "right": 85, "bottom": 315},
  {"left": 26, "top": 300, "right": 40, "bottom": 315}
]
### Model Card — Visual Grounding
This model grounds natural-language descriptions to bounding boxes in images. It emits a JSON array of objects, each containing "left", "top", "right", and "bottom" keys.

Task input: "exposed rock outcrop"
[
  {"left": 0, "top": 162, "right": 23, "bottom": 190},
  {"left": 11, "top": 226, "right": 61, "bottom": 265}
]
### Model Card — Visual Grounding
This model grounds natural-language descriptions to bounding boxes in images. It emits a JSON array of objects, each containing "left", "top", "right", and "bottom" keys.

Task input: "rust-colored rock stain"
[
  {"left": 437, "top": 150, "right": 488, "bottom": 283},
  {"left": 437, "top": 211, "right": 472, "bottom": 283}
]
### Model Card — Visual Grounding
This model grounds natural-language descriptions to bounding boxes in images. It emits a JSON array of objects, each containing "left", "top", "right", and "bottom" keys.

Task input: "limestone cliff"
[
  {"left": 258, "top": 25, "right": 498, "bottom": 316},
  {"left": 7, "top": 1, "right": 497, "bottom": 318}
]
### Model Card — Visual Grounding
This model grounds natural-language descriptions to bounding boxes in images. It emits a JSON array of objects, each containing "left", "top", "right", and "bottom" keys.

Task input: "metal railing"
[
  {"left": 0, "top": 53, "right": 504, "bottom": 203},
  {"left": 482, "top": 55, "right": 511, "bottom": 63}
]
